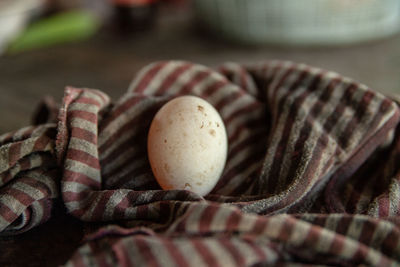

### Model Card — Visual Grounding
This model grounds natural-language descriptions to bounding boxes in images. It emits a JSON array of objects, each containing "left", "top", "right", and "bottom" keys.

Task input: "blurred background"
[{"left": 1, "top": 0, "right": 400, "bottom": 134}]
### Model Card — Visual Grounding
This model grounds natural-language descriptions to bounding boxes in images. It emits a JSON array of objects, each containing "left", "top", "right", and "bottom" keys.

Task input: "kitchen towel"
[{"left": 1, "top": 61, "right": 399, "bottom": 266}]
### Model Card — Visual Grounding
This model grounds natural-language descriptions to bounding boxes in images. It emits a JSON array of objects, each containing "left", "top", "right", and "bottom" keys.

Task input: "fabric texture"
[{"left": 1, "top": 60, "right": 400, "bottom": 266}]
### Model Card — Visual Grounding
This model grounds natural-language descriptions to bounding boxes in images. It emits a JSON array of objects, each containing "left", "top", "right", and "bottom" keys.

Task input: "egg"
[{"left": 147, "top": 95, "right": 228, "bottom": 196}]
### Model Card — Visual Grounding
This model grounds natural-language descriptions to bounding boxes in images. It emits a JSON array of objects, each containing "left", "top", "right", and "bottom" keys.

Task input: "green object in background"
[{"left": 7, "top": 10, "right": 100, "bottom": 54}]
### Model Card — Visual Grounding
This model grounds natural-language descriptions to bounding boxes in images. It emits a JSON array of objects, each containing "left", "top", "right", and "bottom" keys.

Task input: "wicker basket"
[{"left": 193, "top": 0, "right": 400, "bottom": 45}]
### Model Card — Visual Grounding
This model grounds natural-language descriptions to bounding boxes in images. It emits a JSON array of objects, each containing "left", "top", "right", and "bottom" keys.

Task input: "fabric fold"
[
  {"left": 65, "top": 202, "right": 400, "bottom": 266},
  {"left": 0, "top": 124, "right": 59, "bottom": 235}
]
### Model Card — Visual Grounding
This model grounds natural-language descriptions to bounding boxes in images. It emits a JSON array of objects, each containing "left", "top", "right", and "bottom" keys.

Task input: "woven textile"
[{"left": 1, "top": 61, "right": 400, "bottom": 266}]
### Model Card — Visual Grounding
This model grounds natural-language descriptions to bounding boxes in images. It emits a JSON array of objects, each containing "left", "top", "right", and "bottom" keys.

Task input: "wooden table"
[{"left": 1, "top": 5, "right": 400, "bottom": 266}]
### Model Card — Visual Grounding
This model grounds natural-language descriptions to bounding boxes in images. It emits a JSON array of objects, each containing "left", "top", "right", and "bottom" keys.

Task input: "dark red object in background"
[
  {"left": 112, "top": 0, "right": 159, "bottom": 32},
  {"left": 112, "top": 0, "right": 158, "bottom": 5}
]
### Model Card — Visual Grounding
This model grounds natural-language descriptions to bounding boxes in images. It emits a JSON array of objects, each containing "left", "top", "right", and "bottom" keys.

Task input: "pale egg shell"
[{"left": 147, "top": 95, "right": 227, "bottom": 196}]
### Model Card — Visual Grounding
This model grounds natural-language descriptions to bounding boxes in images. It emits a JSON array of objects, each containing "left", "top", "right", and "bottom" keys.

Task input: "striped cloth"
[{"left": 1, "top": 60, "right": 400, "bottom": 266}]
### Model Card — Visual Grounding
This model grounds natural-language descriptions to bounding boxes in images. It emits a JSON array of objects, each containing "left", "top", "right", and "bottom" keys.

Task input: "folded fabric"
[
  {"left": 1, "top": 60, "right": 399, "bottom": 266},
  {"left": 0, "top": 124, "right": 58, "bottom": 235},
  {"left": 67, "top": 202, "right": 400, "bottom": 266}
]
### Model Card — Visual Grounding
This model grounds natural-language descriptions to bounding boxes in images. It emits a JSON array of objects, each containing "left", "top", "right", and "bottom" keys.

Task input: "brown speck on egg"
[
  {"left": 185, "top": 183, "right": 192, "bottom": 189},
  {"left": 197, "top": 105, "right": 204, "bottom": 112},
  {"left": 209, "top": 129, "right": 216, "bottom": 137},
  {"left": 164, "top": 139, "right": 167, "bottom": 143},
  {"left": 196, "top": 182, "right": 202, "bottom": 186},
  {"left": 164, "top": 163, "right": 170, "bottom": 173}
]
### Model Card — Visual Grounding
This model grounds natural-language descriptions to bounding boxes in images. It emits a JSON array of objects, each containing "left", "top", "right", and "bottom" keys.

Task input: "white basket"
[{"left": 193, "top": 0, "right": 400, "bottom": 45}]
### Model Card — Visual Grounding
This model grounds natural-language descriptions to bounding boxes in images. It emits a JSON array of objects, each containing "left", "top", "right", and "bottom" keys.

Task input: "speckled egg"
[{"left": 147, "top": 95, "right": 228, "bottom": 196}]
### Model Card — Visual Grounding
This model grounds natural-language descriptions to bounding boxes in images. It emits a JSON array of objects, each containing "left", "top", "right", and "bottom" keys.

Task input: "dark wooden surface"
[
  {"left": 1, "top": 5, "right": 400, "bottom": 266},
  {"left": 0, "top": 203, "right": 84, "bottom": 267}
]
